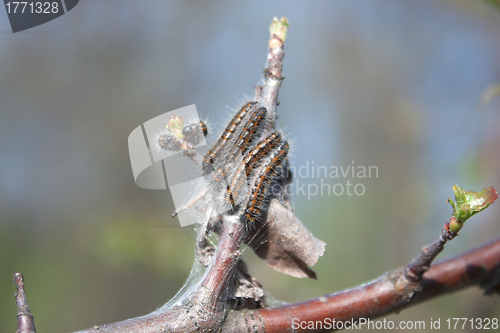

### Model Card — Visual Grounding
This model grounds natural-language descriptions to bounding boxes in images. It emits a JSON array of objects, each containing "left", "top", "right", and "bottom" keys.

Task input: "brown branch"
[
  {"left": 222, "top": 235, "right": 500, "bottom": 332},
  {"left": 13, "top": 273, "right": 36, "bottom": 333},
  {"left": 404, "top": 219, "right": 458, "bottom": 283},
  {"left": 14, "top": 234, "right": 500, "bottom": 333},
  {"left": 200, "top": 221, "right": 245, "bottom": 304}
]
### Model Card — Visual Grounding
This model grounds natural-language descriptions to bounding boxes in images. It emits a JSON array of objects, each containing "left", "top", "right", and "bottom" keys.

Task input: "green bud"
[
  {"left": 447, "top": 185, "right": 498, "bottom": 224},
  {"left": 448, "top": 216, "right": 462, "bottom": 233},
  {"left": 269, "top": 17, "right": 289, "bottom": 43}
]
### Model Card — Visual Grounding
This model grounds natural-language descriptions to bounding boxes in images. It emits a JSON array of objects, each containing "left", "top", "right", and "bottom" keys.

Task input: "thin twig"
[
  {"left": 257, "top": 17, "right": 288, "bottom": 133},
  {"left": 14, "top": 273, "right": 36, "bottom": 333},
  {"left": 404, "top": 220, "right": 457, "bottom": 283}
]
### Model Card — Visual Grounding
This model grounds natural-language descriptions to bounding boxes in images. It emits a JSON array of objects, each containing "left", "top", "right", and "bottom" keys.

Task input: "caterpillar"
[
  {"left": 201, "top": 101, "right": 258, "bottom": 176},
  {"left": 240, "top": 141, "right": 289, "bottom": 228}
]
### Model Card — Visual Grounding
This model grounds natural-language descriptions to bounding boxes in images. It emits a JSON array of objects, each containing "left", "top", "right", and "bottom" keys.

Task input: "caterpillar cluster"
[{"left": 200, "top": 101, "right": 290, "bottom": 227}]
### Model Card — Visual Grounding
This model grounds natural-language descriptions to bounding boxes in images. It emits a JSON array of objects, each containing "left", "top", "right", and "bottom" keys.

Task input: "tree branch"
[
  {"left": 13, "top": 273, "right": 36, "bottom": 333},
  {"left": 225, "top": 235, "right": 500, "bottom": 332},
  {"left": 13, "top": 233, "right": 500, "bottom": 333}
]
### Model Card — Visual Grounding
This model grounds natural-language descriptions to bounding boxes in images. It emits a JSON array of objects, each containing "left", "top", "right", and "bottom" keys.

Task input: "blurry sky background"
[{"left": 1, "top": 1, "right": 500, "bottom": 332}]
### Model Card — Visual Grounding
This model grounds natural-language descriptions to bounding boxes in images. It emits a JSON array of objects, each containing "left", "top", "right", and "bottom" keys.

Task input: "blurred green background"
[{"left": 1, "top": 1, "right": 500, "bottom": 332}]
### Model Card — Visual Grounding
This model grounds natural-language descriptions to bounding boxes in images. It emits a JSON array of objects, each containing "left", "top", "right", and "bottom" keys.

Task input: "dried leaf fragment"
[{"left": 246, "top": 199, "right": 326, "bottom": 279}]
